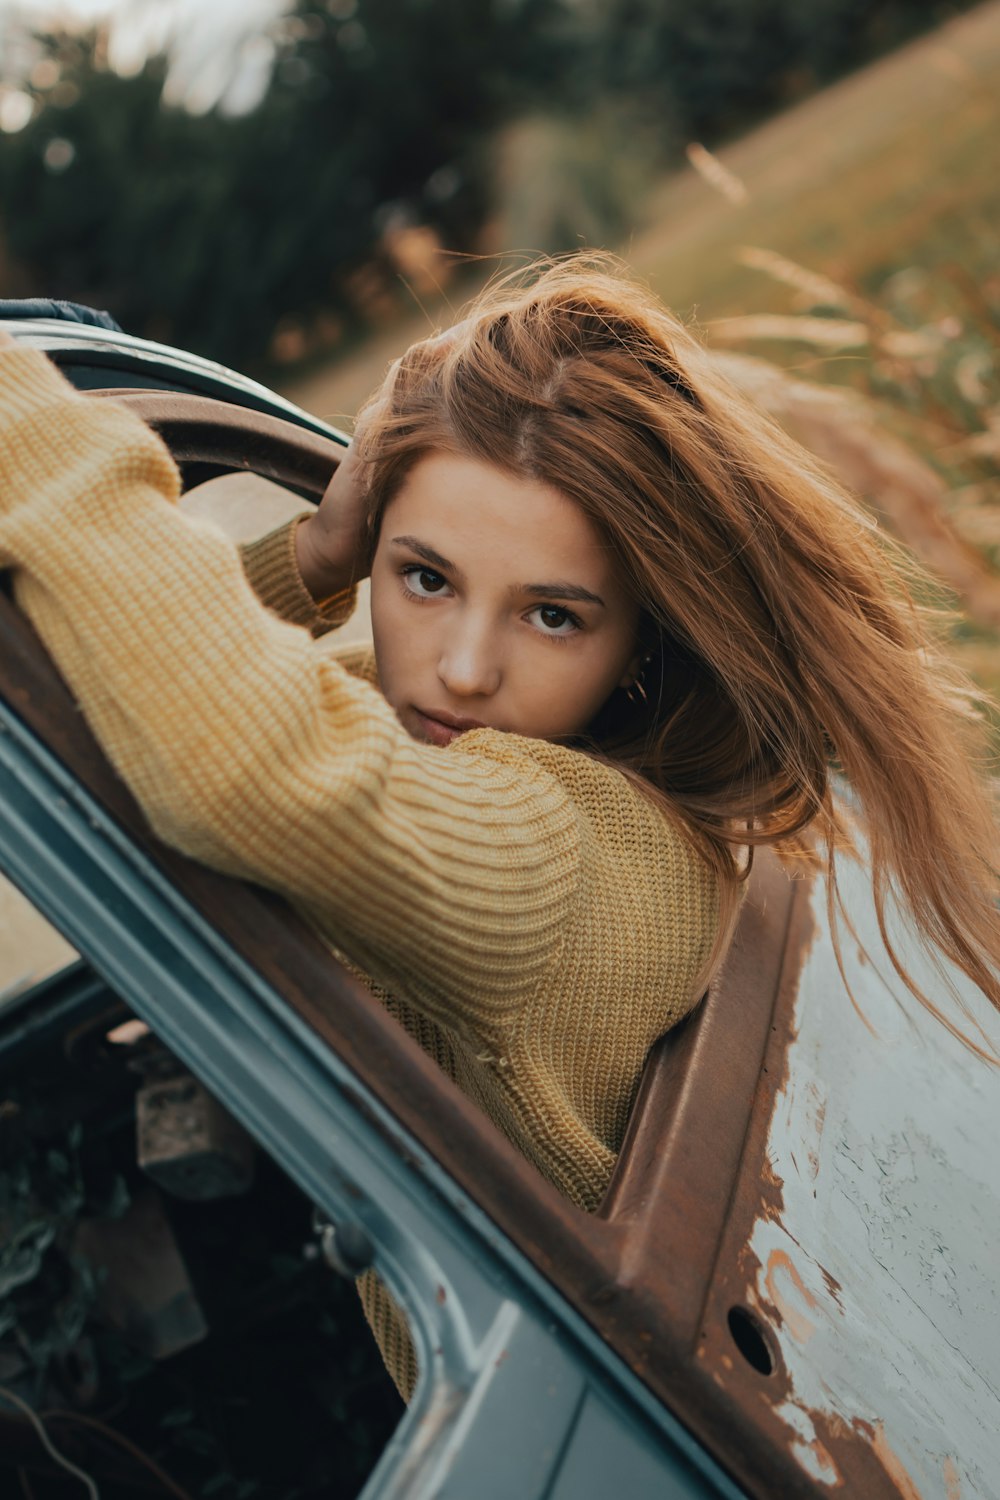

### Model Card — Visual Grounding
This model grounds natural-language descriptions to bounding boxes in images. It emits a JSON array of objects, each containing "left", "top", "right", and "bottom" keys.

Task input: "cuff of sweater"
[{"left": 239, "top": 515, "right": 357, "bottom": 637}]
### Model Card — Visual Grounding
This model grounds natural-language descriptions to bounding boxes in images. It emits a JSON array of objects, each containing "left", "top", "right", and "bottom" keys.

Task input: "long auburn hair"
[{"left": 355, "top": 255, "right": 1000, "bottom": 1047}]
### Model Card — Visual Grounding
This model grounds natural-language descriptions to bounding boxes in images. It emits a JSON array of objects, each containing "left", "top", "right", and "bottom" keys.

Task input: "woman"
[{"left": 0, "top": 257, "right": 997, "bottom": 1399}]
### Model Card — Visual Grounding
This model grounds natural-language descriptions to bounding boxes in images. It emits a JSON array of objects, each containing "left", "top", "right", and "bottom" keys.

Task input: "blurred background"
[{"left": 2, "top": 0, "right": 998, "bottom": 676}]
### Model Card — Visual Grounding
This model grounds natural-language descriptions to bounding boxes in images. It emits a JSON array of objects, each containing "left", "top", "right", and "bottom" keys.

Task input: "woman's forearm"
[
  {"left": 0, "top": 346, "right": 580, "bottom": 1034},
  {"left": 238, "top": 516, "right": 358, "bottom": 636}
]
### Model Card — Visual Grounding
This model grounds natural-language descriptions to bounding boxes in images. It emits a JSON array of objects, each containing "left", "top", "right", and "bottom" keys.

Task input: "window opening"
[{"left": 0, "top": 970, "right": 404, "bottom": 1499}]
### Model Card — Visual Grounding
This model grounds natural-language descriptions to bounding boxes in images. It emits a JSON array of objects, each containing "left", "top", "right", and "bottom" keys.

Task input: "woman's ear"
[{"left": 618, "top": 648, "right": 649, "bottom": 692}]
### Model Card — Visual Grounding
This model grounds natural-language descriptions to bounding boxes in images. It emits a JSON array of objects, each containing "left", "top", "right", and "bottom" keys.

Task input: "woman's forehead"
[{"left": 383, "top": 452, "right": 618, "bottom": 582}]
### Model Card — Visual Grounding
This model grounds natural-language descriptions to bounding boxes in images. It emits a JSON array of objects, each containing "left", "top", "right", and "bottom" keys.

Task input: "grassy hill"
[
  {"left": 282, "top": 1, "right": 1000, "bottom": 418},
  {"left": 630, "top": 5, "right": 1000, "bottom": 327},
  {"left": 280, "top": 1, "right": 1000, "bottom": 698}
]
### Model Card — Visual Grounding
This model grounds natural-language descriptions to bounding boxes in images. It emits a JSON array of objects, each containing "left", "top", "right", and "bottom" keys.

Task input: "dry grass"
[
  {"left": 629, "top": 4, "right": 1000, "bottom": 326},
  {"left": 282, "top": 4, "right": 1000, "bottom": 703},
  {"left": 715, "top": 349, "right": 1000, "bottom": 633}
]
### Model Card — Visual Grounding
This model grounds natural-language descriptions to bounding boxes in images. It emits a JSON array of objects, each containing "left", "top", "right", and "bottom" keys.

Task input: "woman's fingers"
[{"left": 294, "top": 440, "right": 371, "bottom": 600}]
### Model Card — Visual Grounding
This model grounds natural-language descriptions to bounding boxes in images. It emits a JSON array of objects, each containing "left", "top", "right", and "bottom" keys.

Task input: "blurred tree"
[
  {"left": 0, "top": 0, "right": 979, "bottom": 369},
  {"left": 0, "top": 35, "right": 273, "bottom": 362},
  {"left": 0, "top": 3, "right": 569, "bottom": 365},
  {"left": 592, "top": 0, "right": 972, "bottom": 141}
]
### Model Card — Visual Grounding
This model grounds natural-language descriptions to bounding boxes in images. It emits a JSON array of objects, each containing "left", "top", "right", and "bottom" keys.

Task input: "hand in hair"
[
  {"left": 295, "top": 422, "right": 374, "bottom": 602},
  {"left": 296, "top": 318, "right": 482, "bottom": 614},
  {"left": 295, "top": 333, "right": 456, "bottom": 603}
]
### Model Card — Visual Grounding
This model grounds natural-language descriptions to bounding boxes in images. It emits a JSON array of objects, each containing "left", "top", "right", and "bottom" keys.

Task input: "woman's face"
[{"left": 370, "top": 453, "right": 643, "bottom": 747}]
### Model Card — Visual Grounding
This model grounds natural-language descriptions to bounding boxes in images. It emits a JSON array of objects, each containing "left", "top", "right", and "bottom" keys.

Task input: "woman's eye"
[
  {"left": 529, "top": 605, "right": 580, "bottom": 636},
  {"left": 402, "top": 565, "right": 450, "bottom": 598}
]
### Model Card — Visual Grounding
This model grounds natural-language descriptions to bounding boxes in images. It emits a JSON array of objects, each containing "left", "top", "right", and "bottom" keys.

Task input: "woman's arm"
[
  {"left": 234, "top": 435, "right": 374, "bottom": 632},
  {"left": 238, "top": 516, "right": 358, "bottom": 638},
  {"left": 0, "top": 343, "right": 582, "bottom": 1036}
]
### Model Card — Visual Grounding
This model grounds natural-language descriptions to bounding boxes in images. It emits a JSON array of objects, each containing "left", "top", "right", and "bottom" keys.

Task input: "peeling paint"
[
  {"left": 854, "top": 1419, "right": 924, "bottom": 1500},
  {"left": 819, "top": 1264, "right": 843, "bottom": 1309},
  {"left": 745, "top": 851, "right": 1000, "bottom": 1497},
  {"left": 764, "top": 1248, "right": 819, "bottom": 1344},
  {"left": 805, "top": 1086, "right": 827, "bottom": 1182},
  {"left": 793, "top": 1436, "right": 843, "bottom": 1488},
  {"left": 774, "top": 1399, "right": 843, "bottom": 1488}
]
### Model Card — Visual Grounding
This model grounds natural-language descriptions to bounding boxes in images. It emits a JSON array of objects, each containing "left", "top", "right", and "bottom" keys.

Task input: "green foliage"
[
  {"left": 0, "top": 5, "right": 560, "bottom": 364},
  {"left": 592, "top": 0, "right": 969, "bottom": 139},
  {"left": 0, "top": 1, "right": 982, "bottom": 367}
]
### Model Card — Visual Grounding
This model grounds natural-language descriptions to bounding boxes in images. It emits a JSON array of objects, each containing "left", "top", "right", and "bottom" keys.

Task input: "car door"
[
  {"left": 2, "top": 317, "right": 998, "bottom": 1500},
  {"left": 0, "top": 318, "right": 744, "bottom": 1500}
]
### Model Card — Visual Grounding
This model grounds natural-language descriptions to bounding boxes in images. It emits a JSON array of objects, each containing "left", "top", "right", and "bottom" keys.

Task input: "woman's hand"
[
  {"left": 297, "top": 341, "right": 454, "bottom": 601},
  {"left": 0, "top": 329, "right": 18, "bottom": 352},
  {"left": 294, "top": 435, "right": 372, "bottom": 601}
]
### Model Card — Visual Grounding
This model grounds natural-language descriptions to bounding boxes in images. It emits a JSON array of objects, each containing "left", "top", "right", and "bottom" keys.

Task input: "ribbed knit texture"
[{"left": 0, "top": 348, "right": 720, "bottom": 1401}]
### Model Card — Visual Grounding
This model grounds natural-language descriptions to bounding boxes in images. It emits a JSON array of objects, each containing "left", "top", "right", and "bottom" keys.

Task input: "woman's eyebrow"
[
  {"left": 520, "top": 581, "right": 606, "bottom": 608},
  {"left": 390, "top": 535, "right": 461, "bottom": 577},
  {"left": 390, "top": 536, "right": 604, "bottom": 607}
]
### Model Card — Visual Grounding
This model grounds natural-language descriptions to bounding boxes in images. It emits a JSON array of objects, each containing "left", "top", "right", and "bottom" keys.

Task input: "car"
[{"left": 1, "top": 310, "right": 998, "bottom": 1500}]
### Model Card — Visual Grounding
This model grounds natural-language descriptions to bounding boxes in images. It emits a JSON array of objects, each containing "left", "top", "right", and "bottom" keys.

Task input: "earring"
[{"left": 625, "top": 654, "right": 652, "bottom": 705}]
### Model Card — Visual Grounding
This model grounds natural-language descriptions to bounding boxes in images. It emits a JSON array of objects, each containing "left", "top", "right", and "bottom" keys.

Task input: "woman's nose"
[{"left": 437, "top": 621, "right": 502, "bottom": 699}]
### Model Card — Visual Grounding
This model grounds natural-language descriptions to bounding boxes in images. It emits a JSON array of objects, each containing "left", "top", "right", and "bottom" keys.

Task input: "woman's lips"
[{"left": 411, "top": 707, "right": 486, "bottom": 746}]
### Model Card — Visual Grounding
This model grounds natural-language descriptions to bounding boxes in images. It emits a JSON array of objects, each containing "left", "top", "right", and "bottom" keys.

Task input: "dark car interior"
[{"left": 0, "top": 952, "right": 404, "bottom": 1500}]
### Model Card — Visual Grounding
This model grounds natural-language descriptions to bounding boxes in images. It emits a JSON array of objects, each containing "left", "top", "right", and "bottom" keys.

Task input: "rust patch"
[
  {"left": 942, "top": 1456, "right": 960, "bottom": 1500},
  {"left": 783, "top": 1406, "right": 932, "bottom": 1499},
  {"left": 758, "top": 1149, "right": 786, "bottom": 1225},
  {"left": 695, "top": 867, "right": 945, "bottom": 1498},
  {"left": 764, "top": 1248, "right": 819, "bottom": 1344},
  {"left": 793, "top": 1433, "right": 843, "bottom": 1488},
  {"left": 762, "top": 869, "right": 818, "bottom": 1103},
  {"left": 853, "top": 1418, "right": 924, "bottom": 1500},
  {"left": 819, "top": 1264, "right": 844, "bottom": 1309}
]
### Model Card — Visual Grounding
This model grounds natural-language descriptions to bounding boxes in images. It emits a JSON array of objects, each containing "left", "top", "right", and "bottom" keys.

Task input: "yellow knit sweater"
[{"left": 0, "top": 348, "right": 720, "bottom": 1397}]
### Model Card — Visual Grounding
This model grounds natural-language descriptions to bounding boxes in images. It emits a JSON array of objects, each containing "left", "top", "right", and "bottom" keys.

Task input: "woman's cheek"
[
  {"left": 385, "top": 594, "right": 441, "bottom": 691},
  {"left": 522, "top": 653, "right": 593, "bottom": 738}
]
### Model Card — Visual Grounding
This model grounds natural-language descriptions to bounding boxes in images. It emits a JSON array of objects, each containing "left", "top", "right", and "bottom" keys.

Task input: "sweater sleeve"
[
  {"left": 0, "top": 348, "right": 581, "bottom": 1037},
  {"left": 238, "top": 517, "right": 358, "bottom": 637}
]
